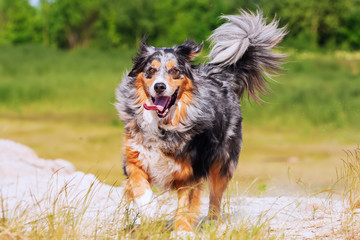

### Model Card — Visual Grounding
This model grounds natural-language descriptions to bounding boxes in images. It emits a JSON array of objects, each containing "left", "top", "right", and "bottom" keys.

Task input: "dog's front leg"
[
  {"left": 124, "top": 147, "right": 153, "bottom": 214},
  {"left": 174, "top": 183, "right": 202, "bottom": 232}
]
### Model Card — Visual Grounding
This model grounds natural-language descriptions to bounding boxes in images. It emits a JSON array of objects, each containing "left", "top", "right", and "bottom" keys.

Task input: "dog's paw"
[
  {"left": 134, "top": 189, "right": 158, "bottom": 218},
  {"left": 134, "top": 189, "right": 153, "bottom": 207}
]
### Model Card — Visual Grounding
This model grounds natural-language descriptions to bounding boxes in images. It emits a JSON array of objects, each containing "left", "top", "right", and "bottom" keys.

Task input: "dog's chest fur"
[{"left": 128, "top": 110, "right": 183, "bottom": 190}]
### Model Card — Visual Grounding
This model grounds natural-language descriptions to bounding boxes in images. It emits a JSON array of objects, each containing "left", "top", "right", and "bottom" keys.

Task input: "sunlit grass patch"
[
  {"left": 0, "top": 44, "right": 135, "bottom": 115},
  {"left": 1, "top": 174, "right": 124, "bottom": 239},
  {"left": 0, "top": 181, "right": 276, "bottom": 239},
  {"left": 333, "top": 146, "right": 360, "bottom": 238},
  {"left": 340, "top": 146, "right": 360, "bottom": 210},
  {"left": 242, "top": 50, "right": 360, "bottom": 131}
]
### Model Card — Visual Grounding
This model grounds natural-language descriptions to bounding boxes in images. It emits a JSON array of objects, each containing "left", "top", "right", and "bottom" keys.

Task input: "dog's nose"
[{"left": 154, "top": 83, "right": 166, "bottom": 94}]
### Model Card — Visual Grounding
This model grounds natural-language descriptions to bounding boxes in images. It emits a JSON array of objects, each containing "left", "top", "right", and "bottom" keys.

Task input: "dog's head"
[{"left": 129, "top": 39, "right": 203, "bottom": 120}]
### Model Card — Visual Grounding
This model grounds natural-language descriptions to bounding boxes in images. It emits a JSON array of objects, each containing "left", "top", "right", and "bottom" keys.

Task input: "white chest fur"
[
  {"left": 126, "top": 107, "right": 183, "bottom": 189},
  {"left": 128, "top": 139, "right": 181, "bottom": 190}
]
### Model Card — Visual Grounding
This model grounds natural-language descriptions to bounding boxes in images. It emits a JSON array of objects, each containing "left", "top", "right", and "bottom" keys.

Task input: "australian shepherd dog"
[{"left": 115, "top": 11, "right": 286, "bottom": 231}]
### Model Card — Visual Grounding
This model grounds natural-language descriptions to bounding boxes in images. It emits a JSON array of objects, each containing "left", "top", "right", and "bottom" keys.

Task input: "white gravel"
[{"left": 0, "top": 139, "right": 358, "bottom": 239}]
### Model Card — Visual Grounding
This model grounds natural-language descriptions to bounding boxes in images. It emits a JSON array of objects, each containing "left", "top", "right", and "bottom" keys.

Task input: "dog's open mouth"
[{"left": 143, "top": 88, "right": 179, "bottom": 118}]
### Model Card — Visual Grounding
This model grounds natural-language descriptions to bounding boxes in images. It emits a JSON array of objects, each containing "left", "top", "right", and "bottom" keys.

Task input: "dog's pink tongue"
[{"left": 143, "top": 96, "right": 169, "bottom": 112}]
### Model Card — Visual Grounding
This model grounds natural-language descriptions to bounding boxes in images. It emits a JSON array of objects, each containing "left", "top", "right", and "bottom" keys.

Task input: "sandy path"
[{"left": 0, "top": 139, "right": 358, "bottom": 239}]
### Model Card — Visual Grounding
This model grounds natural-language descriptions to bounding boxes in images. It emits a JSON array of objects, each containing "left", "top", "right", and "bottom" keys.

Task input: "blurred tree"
[
  {"left": 96, "top": 0, "right": 156, "bottom": 48},
  {"left": 337, "top": 1, "right": 360, "bottom": 50},
  {"left": 39, "top": 0, "right": 257, "bottom": 49},
  {"left": 43, "top": 0, "right": 101, "bottom": 48},
  {"left": 92, "top": 0, "right": 123, "bottom": 48},
  {"left": 149, "top": 0, "right": 254, "bottom": 46},
  {"left": 0, "top": 0, "right": 359, "bottom": 50},
  {"left": 0, "top": 0, "right": 40, "bottom": 44},
  {"left": 261, "top": 0, "right": 356, "bottom": 49},
  {"left": 151, "top": 0, "right": 227, "bottom": 46}
]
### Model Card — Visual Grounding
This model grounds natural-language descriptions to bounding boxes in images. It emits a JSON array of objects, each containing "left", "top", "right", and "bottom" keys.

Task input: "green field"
[{"left": 1, "top": 44, "right": 360, "bottom": 193}]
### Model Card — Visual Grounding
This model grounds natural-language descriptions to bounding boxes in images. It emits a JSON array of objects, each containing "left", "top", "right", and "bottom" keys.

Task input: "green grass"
[
  {"left": 241, "top": 50, "right": 360, "bottom": 131},
  {"left": 0, "top": 44, "right": 135, "bottom": 120},
  {"left": 1, "top": 44, "right": 360, "bottom": 131}
]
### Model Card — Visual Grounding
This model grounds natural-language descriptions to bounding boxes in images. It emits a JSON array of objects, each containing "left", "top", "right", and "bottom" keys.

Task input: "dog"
[{"left": 115, "top": 11, "right": 286, "bottom": 231}]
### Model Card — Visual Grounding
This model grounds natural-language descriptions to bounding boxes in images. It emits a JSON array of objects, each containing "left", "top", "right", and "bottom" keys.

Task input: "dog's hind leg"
[
  {"left": 174, "top": 183, "right": 202, "bottom": 232},
  {"left": 208, "top": 164, "right": 230, "bottom": 220}
]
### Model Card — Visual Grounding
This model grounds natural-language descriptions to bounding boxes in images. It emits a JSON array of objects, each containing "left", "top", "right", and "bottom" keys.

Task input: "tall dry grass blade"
[{"left": 340, "top": 146, "right": 360, "bottom": 211}]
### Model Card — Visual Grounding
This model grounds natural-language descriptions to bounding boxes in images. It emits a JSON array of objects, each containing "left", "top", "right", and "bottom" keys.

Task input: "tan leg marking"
[
  {"left": 124, "top": 136, "right": 151, "bottom": 201},
  {"left": 172, "top": 159, "right": 193, "bottom": 183},
  {"left": 174, "top": 183, "right": 202, "bottom": 232},
  {"left": 208, "top": 164, "right": 229, "bottom": 220}
]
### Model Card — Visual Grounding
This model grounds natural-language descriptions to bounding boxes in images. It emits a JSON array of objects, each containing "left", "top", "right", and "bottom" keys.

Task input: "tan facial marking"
[
  {"left": 166, "top": 61, "right": 176, "bottom": 70},
  {"left": 135, "top": 73, "right": 150, "bottom": 105},
  {"left": 168, "top": 76, "right": 193, "bottom": 126},
  {"left": 151, "top": 60, "right": 161, "bottom": 68},
  {"left": 178, "top": 76, "right": 193, "bottom": 105}
]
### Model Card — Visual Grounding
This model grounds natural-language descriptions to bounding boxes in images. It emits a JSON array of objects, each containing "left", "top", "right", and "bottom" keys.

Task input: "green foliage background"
[
  {"left": 1, "top": 0, "right": 360, "bottom": 132},
  {"left": 1, "top": 0, "right": 360, "bottom": 50}
]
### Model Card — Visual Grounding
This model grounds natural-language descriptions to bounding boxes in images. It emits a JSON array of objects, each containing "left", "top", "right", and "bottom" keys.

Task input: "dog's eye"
[
  {"left": 169, "top": 68, "right": 180, "bottom": 78},
  {"left": 146, "top": 67, "right": 157, "bottom": 77}
]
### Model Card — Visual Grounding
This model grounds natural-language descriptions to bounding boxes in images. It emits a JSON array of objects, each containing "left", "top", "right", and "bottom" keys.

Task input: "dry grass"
[
  {"left": 336, "top": 146, "right": 360, "bottom": 239},
  {"left": 340, "top": 146, "right": 360, "bottom": 210},
  {"left": 0, "top": 182, "right": 275, "bottom": 240}
]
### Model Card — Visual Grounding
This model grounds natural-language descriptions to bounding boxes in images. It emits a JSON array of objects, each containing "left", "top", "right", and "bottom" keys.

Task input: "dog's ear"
[
  {"left": 175, "top": 39, "right": 203, "bottom": 61},
  {"left": 139, "top": 37, "right": 155, "bottom": 55},
  {"left": 129, "top": 37, "right": 155, "bottom": 77}
]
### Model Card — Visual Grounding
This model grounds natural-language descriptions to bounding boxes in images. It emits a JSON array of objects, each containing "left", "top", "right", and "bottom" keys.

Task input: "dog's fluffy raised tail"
[{"left": 208, "top": 11, "right": 286, "bottom": 101}]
